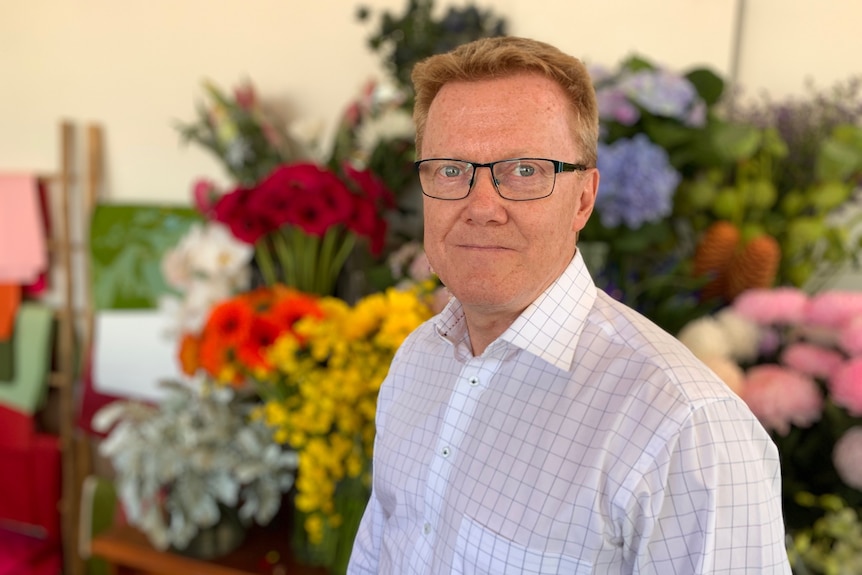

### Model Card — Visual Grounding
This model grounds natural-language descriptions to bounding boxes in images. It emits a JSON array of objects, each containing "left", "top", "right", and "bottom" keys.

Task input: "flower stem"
[{"left": 256, "top": 240, "right": 277, "bottom": 286}]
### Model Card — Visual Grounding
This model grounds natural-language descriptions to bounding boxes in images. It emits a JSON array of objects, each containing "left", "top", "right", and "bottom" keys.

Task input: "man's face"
[{"left": 420, "top": 72, "right": 598, "bottom": 318}]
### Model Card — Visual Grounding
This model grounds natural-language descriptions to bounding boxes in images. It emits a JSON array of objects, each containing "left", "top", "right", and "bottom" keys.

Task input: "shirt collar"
[{"left": 433, "top": 249, "right": 597, "bottom": 371}]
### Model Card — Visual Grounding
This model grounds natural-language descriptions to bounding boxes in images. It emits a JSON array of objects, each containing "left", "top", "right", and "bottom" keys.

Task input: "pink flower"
[
  {"left": 741, "top": 364, "right": 823, "bottom": 435},
  {"left": 839, "top": 316, "right": 862, "bottom": 356},
  {"left": 829, "top": 358, "right": 862, "bottom": 416},
  {"left": 192, "top": 178, "right": 219, "bottom": 217},
  {"left": 233, "top": 80, "right": 257, "bottom": 110},
  {"left": 805, "top": 290, "right": 862, "bottom": 329},
  {"left": 780, "top": 342, "right": 845, "bottom": 379},
  {"left": 833, "top": 426, "right": 862, "bottom": 490},
  {"left": 732, "top": 287, "right": 809, "bottom": 325}
]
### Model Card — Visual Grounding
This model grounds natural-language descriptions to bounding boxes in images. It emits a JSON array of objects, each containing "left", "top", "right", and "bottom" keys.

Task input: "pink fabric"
[
  {"left": 0, "top": 174, "right": 47, "bottom": 284},
  {"left": 22, "top": 180, "right": 51, "bottom": 296}
]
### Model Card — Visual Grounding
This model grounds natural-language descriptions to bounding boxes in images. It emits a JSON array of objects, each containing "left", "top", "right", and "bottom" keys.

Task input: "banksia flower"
[
  {"left": 693, "top": 220, "right": 741, "bottom": 301},
  {"left": 726, "top": 234, "right": 781, "bottom": 300}
]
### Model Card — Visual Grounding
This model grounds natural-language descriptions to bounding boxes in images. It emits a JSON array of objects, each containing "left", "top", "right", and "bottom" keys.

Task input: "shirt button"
[
  {"left": 441, "top": 446, "right": 451, "bottom": 457},
  {"left": 423, "top": 522, "right": 432, "bottom": 534},
  {"left": 468, "top": 376, "right": 479, "bottom": 386}
]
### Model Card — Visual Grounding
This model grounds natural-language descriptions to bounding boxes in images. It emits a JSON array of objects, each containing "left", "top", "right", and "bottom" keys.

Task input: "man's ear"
[{"left": 572, "top": 168, "right": 599, "bottom": 232}]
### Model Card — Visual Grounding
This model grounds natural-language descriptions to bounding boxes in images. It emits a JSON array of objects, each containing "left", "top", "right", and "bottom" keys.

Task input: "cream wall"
[
  {"left": 8, "top": 0, "right": 860, "bottom": 203},
  {"left": 1, "top": 1, "right": 861, "bottom": 287}
]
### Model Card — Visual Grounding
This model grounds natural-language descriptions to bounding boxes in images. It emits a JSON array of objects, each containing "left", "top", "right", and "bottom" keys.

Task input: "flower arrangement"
[
  {"left": 582, "top": 56, "right": 862, "bottom": 336},
  {"left": 179, "top": 282, "right": 434, "bottom": 574},
  {"left": 254, "top": 286, "right": 433, "bottom": 574},
  {"left": 206, "top": 161, "right": 393, "bottom": 297},
  {"left": 677, "top": 287, "right": 862, "bottom": 573},
  {"left": 177, "top": 77, "right": 397, "bottom": 299},
  {"left": 92, "top": 380, "right": 298, "bottom": 553}
]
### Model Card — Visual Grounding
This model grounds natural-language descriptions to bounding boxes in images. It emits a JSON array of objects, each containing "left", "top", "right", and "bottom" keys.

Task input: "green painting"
[{"left": 89, "top": 204, "right": 202, "bottom": 310}]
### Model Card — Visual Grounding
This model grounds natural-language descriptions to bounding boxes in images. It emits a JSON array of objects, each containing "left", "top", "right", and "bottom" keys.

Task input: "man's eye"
[
  {"left": 441, "top": 165, "right": 463, "bottom": 178},
  {"left": 515, "top": 163, "right": 537, "bottom": 177}
]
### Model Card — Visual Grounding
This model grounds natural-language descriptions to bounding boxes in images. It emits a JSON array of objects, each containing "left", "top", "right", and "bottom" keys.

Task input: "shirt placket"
[{"left": 411, "top": 353, "right": 503, "bottom": 572}]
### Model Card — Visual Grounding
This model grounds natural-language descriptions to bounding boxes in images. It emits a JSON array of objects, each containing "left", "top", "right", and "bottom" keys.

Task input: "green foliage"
[{"left": 357, "top": 0, "right": 508, "bottom": 93}]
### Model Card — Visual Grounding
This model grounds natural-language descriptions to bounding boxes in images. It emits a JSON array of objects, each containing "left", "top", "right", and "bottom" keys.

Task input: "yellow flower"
[{"left": 254, "top": 286, "right": 433, "bottom": 542}]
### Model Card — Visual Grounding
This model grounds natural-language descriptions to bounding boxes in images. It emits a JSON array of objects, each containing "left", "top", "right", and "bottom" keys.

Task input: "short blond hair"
[{"left": 411, "top": 36, "right": 599, "bottom": 166}]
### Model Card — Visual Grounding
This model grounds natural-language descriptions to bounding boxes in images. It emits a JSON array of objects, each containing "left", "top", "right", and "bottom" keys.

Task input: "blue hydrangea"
[
  {"left": 618, "top": 69, "right": 705, "bottom": 127},
  {"left": 596, "top": 134, "right": 681, "bottom": 229}
]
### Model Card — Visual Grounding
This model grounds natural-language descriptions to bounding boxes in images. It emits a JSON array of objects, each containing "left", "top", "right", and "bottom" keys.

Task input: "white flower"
[
  {"left": 356, "top": 107, "right": 415, "bottom": 158},
  {"left": 714, "top": 308, "right": 762, "bottom": 363},
  {"left": 677, "top": 315, "right": 733, "bottom": 360},
  {"left": 834, "top": 426, "right": 862, "bottom": 490},
  {"left": 160, "top": 222, "right": 253, "bottom": 334},
  {"left": 187, "top": 222, "right": 253, "bottom": 281}
]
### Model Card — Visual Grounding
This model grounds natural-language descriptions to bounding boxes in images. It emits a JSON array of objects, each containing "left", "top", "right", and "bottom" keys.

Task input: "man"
[{"left": 348, "top": 36, "right": 790, "bottom": 574}]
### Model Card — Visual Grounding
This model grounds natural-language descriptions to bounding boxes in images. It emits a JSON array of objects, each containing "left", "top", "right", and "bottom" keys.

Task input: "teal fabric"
[{"left": 0, "top": 303, "right": 53, "bottom": 413}]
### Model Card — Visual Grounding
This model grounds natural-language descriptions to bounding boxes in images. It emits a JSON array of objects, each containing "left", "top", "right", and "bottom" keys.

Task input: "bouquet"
[
  {"left": 205, "top": 161, "right": 394, "bottom": 298},
  {"left": 179, "top": 282, "right": 434, "bottom": 574},
  {"left": 255, "top": 286, "right": 434, "bottom": 574},
  {"left": 677, "top": 287, "right": 862, "bottom": 573}
]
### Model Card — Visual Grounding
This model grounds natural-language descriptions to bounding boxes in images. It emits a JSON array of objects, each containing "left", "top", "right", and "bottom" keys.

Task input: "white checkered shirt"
[{"left": 348, "top": 250, "right": 791, "bottom": 574}]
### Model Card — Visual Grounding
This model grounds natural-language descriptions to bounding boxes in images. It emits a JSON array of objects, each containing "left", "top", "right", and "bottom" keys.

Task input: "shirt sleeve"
[
  {"left": 346, "top": 480, "right": 385, "bottom": 574},
  {"left": 622, "top": 398, "right": 792, "bottom": 574}
]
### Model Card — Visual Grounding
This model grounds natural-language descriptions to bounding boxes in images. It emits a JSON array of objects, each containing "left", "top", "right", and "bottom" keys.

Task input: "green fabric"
[
  {"left": 0, "top": 302, "right": 53, "bottom": 414},
  {"left": 89, "top": 204, "right": 202, "bottom": 310},
  {"left": 0, "top": 339, "right": 12, "bottom": 382}
]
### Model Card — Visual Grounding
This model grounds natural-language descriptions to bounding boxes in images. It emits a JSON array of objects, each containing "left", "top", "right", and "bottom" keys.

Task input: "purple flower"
[
  {"left": 596, "top": 87, "right": 640, "bottom": 126},
  {"left": 595, "top": 134, "right": 680, "bottom": 228},
  {"left": 618, "top": 69, "right": 704, "bottom": 126}
]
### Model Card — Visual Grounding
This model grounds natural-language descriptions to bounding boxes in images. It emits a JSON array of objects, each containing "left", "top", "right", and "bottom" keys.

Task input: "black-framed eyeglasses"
[{"left": 414, "top": 157, "right": 589, "bottom": 201}]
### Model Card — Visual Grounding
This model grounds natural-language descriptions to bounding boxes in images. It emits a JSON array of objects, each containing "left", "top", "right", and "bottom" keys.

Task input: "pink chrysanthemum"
[
  {"left": 805, "top": 291, "right": 862, "bottom": 329},
  {"left": 839, "top": 316, "right": 862, "bottom": 357},
  {"left": 833, "top": 426, "right": 862, "bottom": 490},
  {"left": 732, "top": 287, "right": 809, "bottom": 326},
  {"left": 780, "top": 342, "right": 845, "bottom": 379},
  {"left": 741, "top": 364, "right": 823, "bottom": 435},
  {"left": 829, "top": 358, "right": 862, "bottom": 416}
]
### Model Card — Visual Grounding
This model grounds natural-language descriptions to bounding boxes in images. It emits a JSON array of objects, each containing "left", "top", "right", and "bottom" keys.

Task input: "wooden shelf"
[{"left": 91, "top": 522, "right": 329, "bottom": 575}]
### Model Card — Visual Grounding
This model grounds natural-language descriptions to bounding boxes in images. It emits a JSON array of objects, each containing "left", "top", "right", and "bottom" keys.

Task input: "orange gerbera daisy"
[
  {"left": 237, "top": 315, "right": 283, "bottom": 371},
  {"left": 269, "top": 291, "right": 324, "bottom": 333},
  {"left": 206, "top": 298, "right": 254, "bottom": 346}
]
